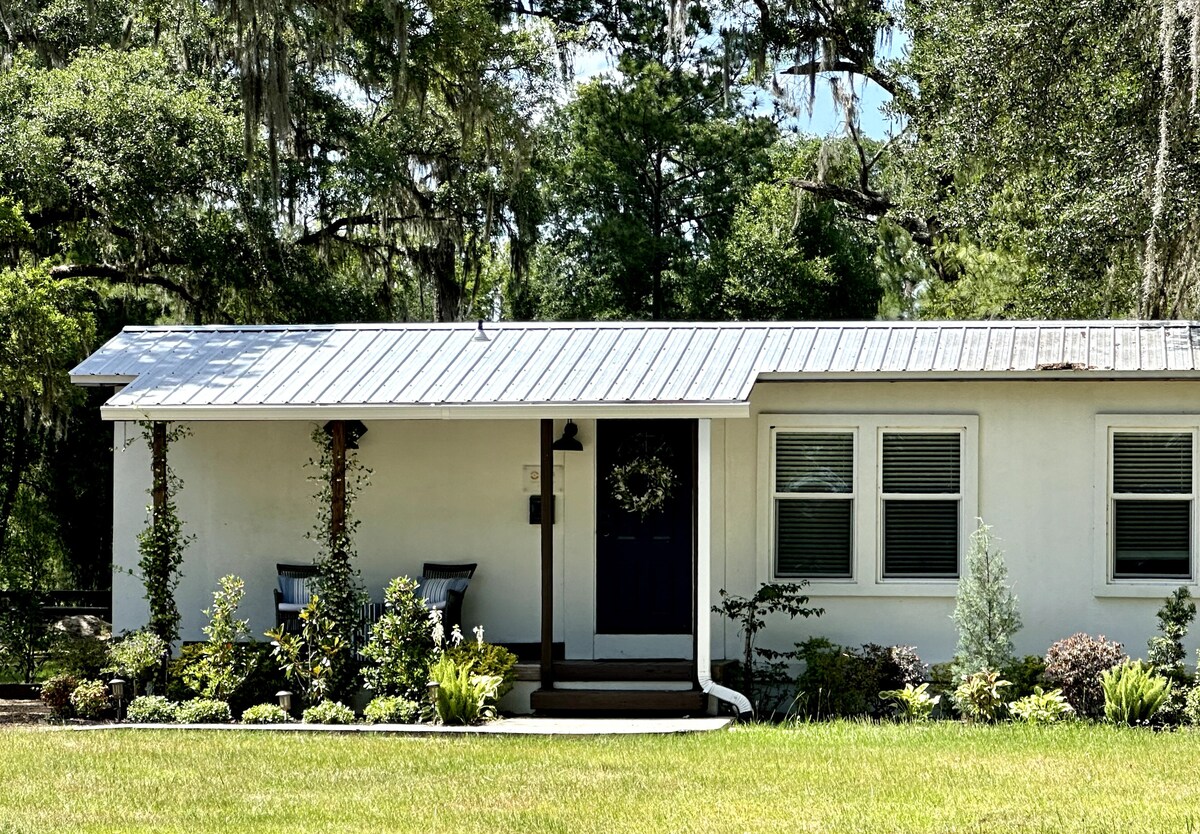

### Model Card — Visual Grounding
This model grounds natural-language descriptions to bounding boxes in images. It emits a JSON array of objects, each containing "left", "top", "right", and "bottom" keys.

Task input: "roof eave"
[{"left": 97, "top": 401, "right": 751, "bottom": 422}]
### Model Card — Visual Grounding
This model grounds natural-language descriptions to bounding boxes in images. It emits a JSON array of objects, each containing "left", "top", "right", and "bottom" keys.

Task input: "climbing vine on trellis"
[{"left": 135, "top": 422, "right": 194, "bottom": 647}]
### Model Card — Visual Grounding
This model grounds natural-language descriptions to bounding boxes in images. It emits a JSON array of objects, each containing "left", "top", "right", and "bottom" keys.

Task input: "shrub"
[
  {"left": 1001, "top": 655, "right": 1048, "bottom": 700},
  {"left": 266, "top": 596, "right": 347, "bottom": 708},
  {"left": 429, "top": 653, "right": 502, "bottom": 725},
  {"left": 1184, "top": 686, "right": 1200, "bottom": 725},
  {"left": 1147, "top": 587, "right": 1196, "bottom": 723},
  {"left": 1008, "top": 687, "right": 1073, "bottom": 724},
  {"left": 106, "top": 630, "right": 169, "bottom": 697},
  {"left": 169, "top": 641, "right": 285, "bottom": 718},
  {"left": 794, "top": 639, "right": 926, "bottom": 719},
  {"left": 69, "top": 679, "right": 111, "bottom": 719},
  {"left": 444, "top": 635, "right": 518, "bottom": 701},
  {"left": 1044, "top": 633, "right": 1127, "bottom": 719},
  {"left": 953, "top": 669, "right": 1010, "bottom": 723},
  {"left": 363, "top": 695, "right": 421, "bottom": 725},
  {"left": 880, "top": 683, "right": 940, "bottom": 721},
  {"left": 951, "top": 520, "right": 1022, "bottom": 681},
  {"left": 1102, "top": 661, "right": 1172, "bottom": 726},
  {"left": 301, "top": 699, "right": 356, "bottom": 725},
  {"left": 184, "top": 575, "right": 254, "bottom": 701},
  {"left": 360, "top": 577, "right": 436, "bottom": 701},
  {"left": 43, "top": 632, "right": 109, "bottom": 681},
  {"left": 713, "top": 582, "right": 823, "bottom": 715},
  {"left": 40, "top": 673, "right": 78, "bottom": 719},
  {"left": 241, "top": 703, "right": 291, "bottom": 724},
  {"left": 173, "top": 698, "right": 232, "bottom": 724},
  {"left": 127, "top": 695, "right": 178, "bottom": 723}
]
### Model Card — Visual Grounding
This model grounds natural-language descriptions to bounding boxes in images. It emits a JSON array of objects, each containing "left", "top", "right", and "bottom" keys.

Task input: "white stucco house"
[{"left": 71, "top": 320, "right": 1200, "bottom": 714}]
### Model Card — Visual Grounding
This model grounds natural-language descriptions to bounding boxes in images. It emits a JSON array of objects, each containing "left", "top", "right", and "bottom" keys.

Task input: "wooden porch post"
[
  {"left": 151, "top": 422, "right": 167, "bottom": 528},
  {"left": 329, "top": 420, "right": 347, "bottom": 559},
  {"left": 540, "top": 419, "right": 554, "bottom": 688}
]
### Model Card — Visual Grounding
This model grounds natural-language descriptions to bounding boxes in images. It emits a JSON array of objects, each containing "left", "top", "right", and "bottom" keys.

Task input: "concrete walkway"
[{"left": 71, "top": 716, "right": 733, "bottom": 736}]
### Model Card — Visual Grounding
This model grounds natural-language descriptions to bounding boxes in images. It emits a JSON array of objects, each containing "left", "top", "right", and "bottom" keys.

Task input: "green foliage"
[
  {"left": 1044, "top": 634, "right": 1127, "bottom": 719},
  {"left": 360, "top": 576, "right": 436, "bottom": 701},
  {"left": 1001, "top": 655, "right": 1048, "bottom": 701},
  {"left": 301, "top": 700, "right": 356, "bottom": 725},
  {"left": 126, "top": 695, "right": 178, "bottom": 723},
  {"left": 1008, "top": 687, "right": 1074, "bottom": 725},
  {"left": 168, "top": 641, "right": 283, "bottom": 718},
  {"left": 714, "top": 138, "right": 882, "bottom": 321},
  {"left": 306, "top": 426, "right": 368, "bottom": 702},
  {"left": 68, "top": 679, "right": 110, "bottom": 719},
  {"left": 794, "top": 639, "right": 926, "bottom": 720},
  {"left": 443, "top": 633, "right": 518, "bottom": 702},
  {"left": 951, "top": 520, "right": 1022, "bottom": 681},
  {"left": 879, "top": 683, "right": 940, "bottom": 721},
  {"left": 266, "top": 596, "right": 345, "bottom": 707},
  {"left": 106, "top": 630, "right": 169, "bottom": 697},
  {"left": 240, "top": 703, "right": 291, "bottom": 725},
  {"left": 175, "top": 698, "right": 232, "bottom": 724},
  {"left": 953, "top": 669, "right": 1011, "bottom": 723},
  {"left": 363, "top": 696, "right": 421, "bottom": 725},
  {"left": 713, "top": 582, "right": 823, "bottom": 714},
  {"left": 429, "top": 653, "right": 502, "bottom": 725},
  {"left": 1147, "top": 587, "right": 1195, "bottom": 682},
  {"left": 136, "top": 422, "right": 193, "bottom": 648},
  {"left": 1102, "top": 661, "right": 1172, "bottom": 726},
  {"left": 184, "top": 575, "right": 254, "bottom": 701},
  {"left": 40, "top": 673, "right": 78, "bottom": 719},
  {"left": 540, "top": 54, "right": 776, "bottom": 320},
  {"left": 1184, "top": 685, "right": 1200, "bottom": 725}
]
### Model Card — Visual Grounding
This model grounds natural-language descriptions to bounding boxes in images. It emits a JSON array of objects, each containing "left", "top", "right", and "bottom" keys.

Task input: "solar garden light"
[
  {"left": 426, "top": 679, "right": 440, "bottom": 704},
  {"left": 276, "top": 690, "right": 293, "bottom": 716},
  {"left": 109, "top": 677, "right": 126, "bottom": 722}
]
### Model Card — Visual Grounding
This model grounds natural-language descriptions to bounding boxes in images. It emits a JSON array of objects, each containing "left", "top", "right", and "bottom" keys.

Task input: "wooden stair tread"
[{"left": 530, "top": 688, "right": 707, "bottom": 714}]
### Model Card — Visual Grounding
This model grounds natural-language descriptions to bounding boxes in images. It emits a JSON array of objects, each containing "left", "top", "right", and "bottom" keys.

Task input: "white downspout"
[{"left": 696, "top": 418, "right": 753, "bottom": 718}]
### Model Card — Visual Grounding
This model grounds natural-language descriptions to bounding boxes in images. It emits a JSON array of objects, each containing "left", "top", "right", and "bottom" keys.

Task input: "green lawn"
[{"left": 3, "top": 722, "right": 1200, "bottom": 833}]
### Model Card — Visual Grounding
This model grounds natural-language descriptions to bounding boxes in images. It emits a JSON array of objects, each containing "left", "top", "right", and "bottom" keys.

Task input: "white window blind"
[
  {"left": 1111, "top": 432, "right": 1192, "bottom": 580},
  {"left": 881, "top": 433, "right": 961, "bottom": 578},
  {"left": 774, "top": 432, "right": 854, "bottom": 577}
]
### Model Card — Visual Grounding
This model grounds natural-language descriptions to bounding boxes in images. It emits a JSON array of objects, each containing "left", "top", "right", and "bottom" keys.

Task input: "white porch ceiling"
[{"left": 70, "top": 321, "right": 1200, "bottom": 420}]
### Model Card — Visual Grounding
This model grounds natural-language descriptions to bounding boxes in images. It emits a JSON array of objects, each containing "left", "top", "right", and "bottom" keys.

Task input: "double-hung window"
[
  {"left": 880, "top": 432, "right": 963, "bottom": 579},
  {"left": 1110, "top": 431, "right": 1193, "bottom": 580},
  {"left": 772, "top": 431, "right": 855, "bottom": 578},
  {"left": 765, "top": 416, "right": 974, "bottom": 588}
]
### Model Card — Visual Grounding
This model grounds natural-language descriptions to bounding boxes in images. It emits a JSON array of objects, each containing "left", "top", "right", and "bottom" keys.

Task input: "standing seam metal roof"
[{"left": 69, "top": 321, "right": 1200, "bottom": 418}]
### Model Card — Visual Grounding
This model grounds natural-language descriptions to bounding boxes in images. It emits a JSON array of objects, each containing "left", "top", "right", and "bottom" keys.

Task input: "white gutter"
[
  {"left": 97, "top": 401, "right": 752, "bottom": 422},
  {"left": 696, "top": 418, "right": 753, "bottom": 718}
]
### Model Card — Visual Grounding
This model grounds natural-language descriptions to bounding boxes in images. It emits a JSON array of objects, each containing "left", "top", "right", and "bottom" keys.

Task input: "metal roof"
[{"left": 70, "top": 321, "right": 1200, "bottom": 420}]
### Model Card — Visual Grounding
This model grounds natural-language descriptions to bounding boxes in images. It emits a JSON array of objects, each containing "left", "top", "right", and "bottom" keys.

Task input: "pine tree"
[{"left": 951, "top": 520, "right": 1022, "bottom": 681}]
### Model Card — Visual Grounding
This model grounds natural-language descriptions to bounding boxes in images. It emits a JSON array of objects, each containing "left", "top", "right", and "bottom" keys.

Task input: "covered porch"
[{"left": 71, "top": 323, "right": 763, "bottom": 715}]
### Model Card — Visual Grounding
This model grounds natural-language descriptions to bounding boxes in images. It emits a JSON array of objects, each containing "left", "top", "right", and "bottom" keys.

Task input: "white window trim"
[
  {"left": 758, "top": 413, "right": 978, "bottom": 598},
  {"left": 1093, "top": 416, "right": 1200, "bottom": 597}
]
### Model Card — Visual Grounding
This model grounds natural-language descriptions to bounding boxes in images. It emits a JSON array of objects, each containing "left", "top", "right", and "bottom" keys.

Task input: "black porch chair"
[
  {"left": 274, "top": 563, "right": 319, "bottom": 634},
  {"left": 420, "top": 562, "right": 477, "bottom": 630}
]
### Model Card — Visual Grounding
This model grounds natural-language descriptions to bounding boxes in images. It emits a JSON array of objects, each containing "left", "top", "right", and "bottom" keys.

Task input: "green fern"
[{"left": 1102, "top": 661, "right": 1171, "bottom": 725}]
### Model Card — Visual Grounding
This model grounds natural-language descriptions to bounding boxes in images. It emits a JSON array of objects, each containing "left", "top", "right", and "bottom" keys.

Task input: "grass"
[{"left": 4, "top": 721, "right": 1200, "bottom": 833}]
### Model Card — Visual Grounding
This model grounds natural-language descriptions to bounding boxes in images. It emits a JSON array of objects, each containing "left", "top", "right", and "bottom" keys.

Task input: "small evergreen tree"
[{"left": 951, "top": 519, "right": 1022, "bottom": 681}]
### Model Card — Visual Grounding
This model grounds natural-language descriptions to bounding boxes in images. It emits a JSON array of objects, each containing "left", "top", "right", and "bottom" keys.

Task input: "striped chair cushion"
[
  {"left": 417, "top": 576, "right": 468, "bottom": 609},
  {"left": 278, "top": 574, "right": 313, "bottom": 607}
]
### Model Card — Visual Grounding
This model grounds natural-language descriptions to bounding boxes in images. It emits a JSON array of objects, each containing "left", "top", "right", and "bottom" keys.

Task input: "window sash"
[
  {"left": 1109, "top": 430, "right": 1194, "bottom": 581},
  {"left": 772, "top": 430, "right": 855, "bottom": 578},
  {"left": 880, "top": 431, "right": 963, "bottom": 579}
]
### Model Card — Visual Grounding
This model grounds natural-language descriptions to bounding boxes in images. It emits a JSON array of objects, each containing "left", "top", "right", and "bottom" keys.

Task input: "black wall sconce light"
[
  {"left": 551, "top": 420, "right": 583, "bottom": 451},
  {"left": 322, "top": 419, "right": 368, "bottom": 449}
]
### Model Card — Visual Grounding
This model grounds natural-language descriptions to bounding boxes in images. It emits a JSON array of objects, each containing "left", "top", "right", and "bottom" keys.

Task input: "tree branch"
[
  {"left": 788, "top": 179, "right": 934, "bottom": 245},
  {"left": 781, "top": 58, "right": 904, "bottom": 99},
  {"left": 48, "top": 263, "right": 202, "bottom": 306}
]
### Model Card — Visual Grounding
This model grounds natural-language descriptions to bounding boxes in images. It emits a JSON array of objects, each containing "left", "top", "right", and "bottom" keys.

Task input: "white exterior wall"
[
  {"left": 112, "top": 420, "right": 589, "bottom": 647},
  {"left": 111, "top": 377, "right": 1200, "bottom": 669},
  {"left": 721, "top": 378, "right": 1200, "bottom": 666}
]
